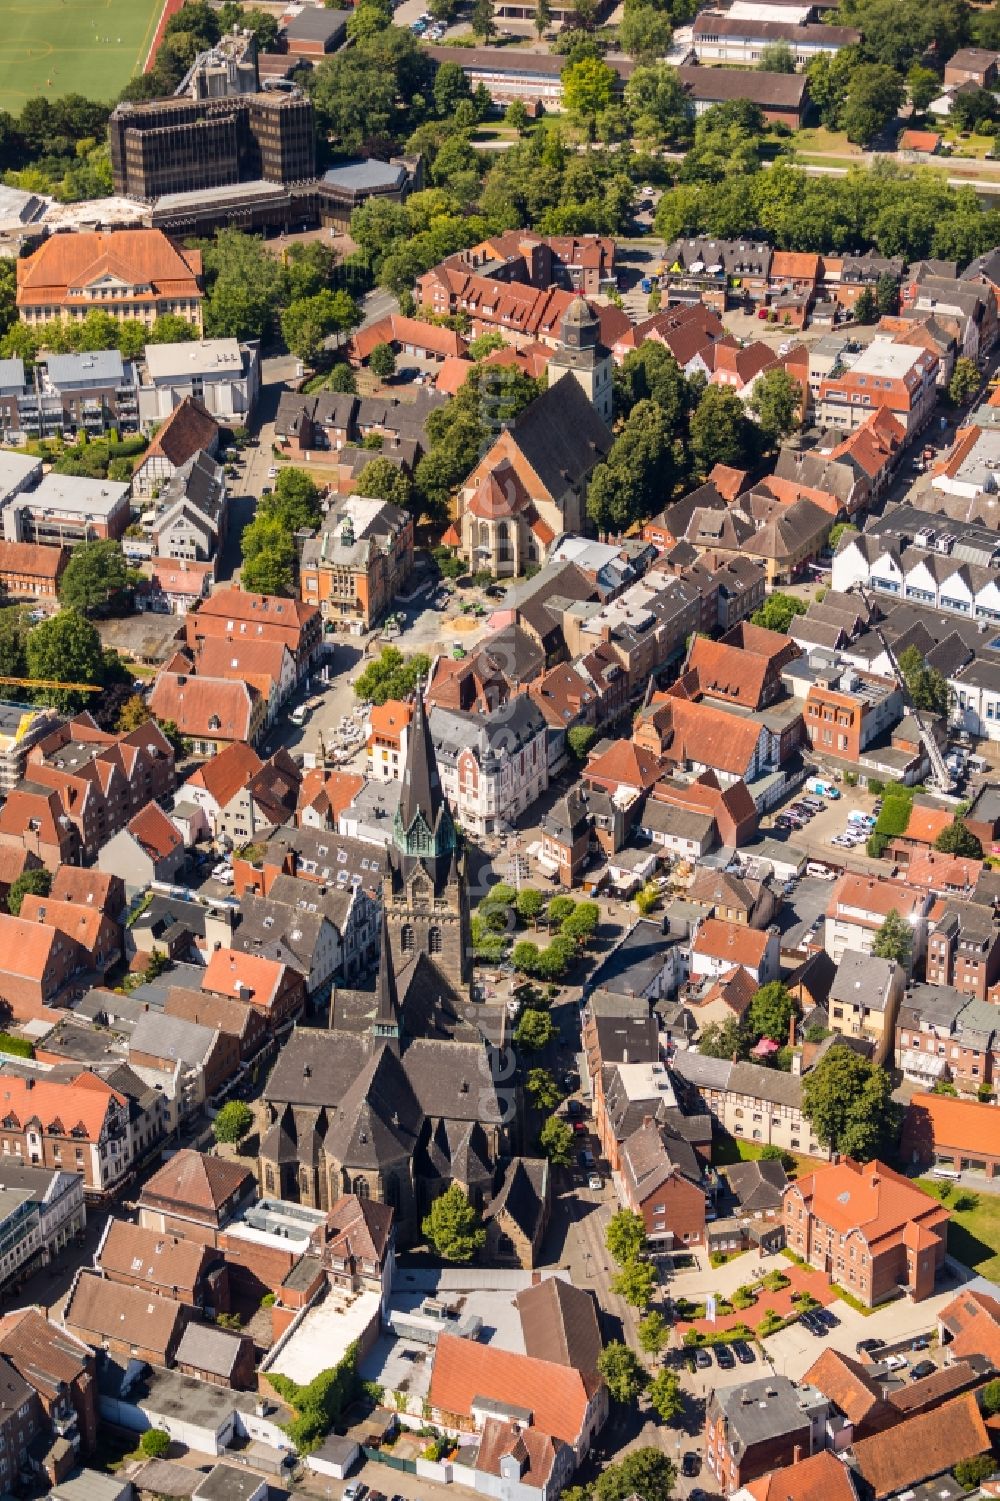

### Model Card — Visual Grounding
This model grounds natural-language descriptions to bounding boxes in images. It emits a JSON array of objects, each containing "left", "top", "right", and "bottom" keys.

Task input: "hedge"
[{"left": 875, "top": 786, "right": 914, "bottom": 838}]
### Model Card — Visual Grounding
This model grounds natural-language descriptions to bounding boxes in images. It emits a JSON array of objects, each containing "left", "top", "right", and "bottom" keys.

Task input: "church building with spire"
[{"left": 257, "top": 686, "right": 550, "bottom": 1257}]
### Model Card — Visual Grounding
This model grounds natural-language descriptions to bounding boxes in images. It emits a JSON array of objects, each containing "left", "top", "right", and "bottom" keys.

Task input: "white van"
[
  {"left": 290, "top": 704, "right": 309, "bottom": 727},
  {"left": 806, "top": 861, "right": 837, "bottom": 880}
]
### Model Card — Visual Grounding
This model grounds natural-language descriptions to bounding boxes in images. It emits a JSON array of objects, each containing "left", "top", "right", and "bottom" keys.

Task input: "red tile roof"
[
  {"left": 584, "top": 739, "right": 665, "bottom": 792},
  {"left": 0, "top": 1070, "right": 123, "bottom": 1140},
  {"left": 787, "top": 1158, "right": 948, "bottom": 1252},
  {"left": 852, "top": 1392, "right": 989, "bottom": 1499},
  {"left": 141, "top": 396, "right": 218, "bottom": 467},
  {"left": 17, "top": 230, "right": 202, "bottom": 310},
  {"left": 907, "top": 1091, "right": 1000, "bottom": 1161},
  {"left": 127, "top": 801, "right": 183, "bottom": 863},
  {"left": 938, "top": 1288, "right": 1000, "bottom": 1367},
  {"left": 744, "top": 1450, "right": 859, "bottom": 1501},
  {"left": 202, "top": 948, "right": 287, "bottom": 1010},
  {"left": 141, "top": 1148, "right": 252, "bottom": 1214},
  {"left": 429, "top": 1332, "right": 592, "bottom": 1446},
  {"left": 691, "top": 917, "right": 769, "bottom": 969},
  {"left": 185, "top": 741, "right": 264, "bottom": 809}
]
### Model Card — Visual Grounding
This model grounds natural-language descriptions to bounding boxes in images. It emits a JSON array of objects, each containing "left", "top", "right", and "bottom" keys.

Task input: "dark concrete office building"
[{"left": 109, "top": 89, "right": 316, "bottom": 200}]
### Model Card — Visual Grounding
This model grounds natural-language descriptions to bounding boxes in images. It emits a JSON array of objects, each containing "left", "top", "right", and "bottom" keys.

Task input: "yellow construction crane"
[{"left": 0, "top": 677, "right": 103, "bottom": 693}]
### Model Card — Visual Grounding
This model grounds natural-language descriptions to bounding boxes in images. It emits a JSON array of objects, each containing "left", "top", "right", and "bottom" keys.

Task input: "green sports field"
[{"left": 0, "top": 0, "right": 163, "bottom": 112}]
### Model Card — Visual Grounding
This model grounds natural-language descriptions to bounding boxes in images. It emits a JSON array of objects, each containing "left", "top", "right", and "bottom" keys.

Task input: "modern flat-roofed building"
[
  {"left": 817, "top": 337, "right": 939, "bottom": 437},
  {"left": 1, "top": 472, "right": 130, "bottom": 545},
  {"left": 138, "top": 337, "right": 260, "bottom": 426}
]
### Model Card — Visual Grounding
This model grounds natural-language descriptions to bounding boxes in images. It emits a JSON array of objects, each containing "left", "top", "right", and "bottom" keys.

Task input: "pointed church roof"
[
  {"left": 374, "top": 905, "right": 399, "bottom": 1032},
  {"left": 324, "top": 1043, "right": 422, "bottom": 1169},
  {"left": 398, "top": 684, "right": 444, "bottom": 838}
]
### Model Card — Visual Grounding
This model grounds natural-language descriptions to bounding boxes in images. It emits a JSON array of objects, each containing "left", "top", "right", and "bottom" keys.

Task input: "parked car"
[
  {"left": 588, "top": 1173, "right": 602, "bottom": 1191},
  {"left": 682, "top": 1454, "right": 701, "bottom": 1478},
  {"left": 910, "top": 1360, "right": 936, "bottom": 1380},
  {"left": 885, "top": 1354, "right": 909, "bottom": 1372},
  {"left": 857, "top": 1337, "right": 887, "bottom": 1356},
  {"left": 715, "top": 1344, "right": 735, "bottom": 1370},
  {"left": 814, "top": 1307, "right": 839, "bottom": 1329},
  {"left": 733, "top": 1340, "right": 756, "bottom": 1365},
  {"left": 801, "top": 1311, "right": 826, "bottom": 1335},
  {"left": 694, "top": 1346, "right": 713, "bottom": 1368},
  {"left": 343, "top": 1486, "right": 366, "bottom": 1501}
]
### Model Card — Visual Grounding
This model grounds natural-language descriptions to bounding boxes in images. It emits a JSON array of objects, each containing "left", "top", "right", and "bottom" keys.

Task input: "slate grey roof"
[
  {"left": 670, "top": 1050, "right": 733, "bottom": 1091},
  {"left": 485, "top": 1156, "right": 548, "bottom": 1242},
  {"left": 430, "top": 696, "right": 547, "bottom": 771},
  {"left": 174, "top": 1321, "right": 245, "bottom": 1379},
  {"left": 508, "top": 373, "right": 612, "bottom": 500},
  {"left": 130, "top": 1010, "right": 217, "bottom": 1068},
  {"left": 728, "top": 1061, "right": 804, "bottom": 1110},
  {"left": 726, "top": 1158, "right": 788, "bottom": 1214},
  {"left": 829, "top": 950, "right": 899, "bottom": 1015}
]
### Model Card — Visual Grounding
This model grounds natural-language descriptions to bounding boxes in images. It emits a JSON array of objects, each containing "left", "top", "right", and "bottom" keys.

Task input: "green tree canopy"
[
  {"left": 698, "top": 1015, "right": 752, "bottom": 1061},
  {"left": 842, "top": 63, "right": 906, "bottom": 144},
  {"left": 7, "top": 866, "right": 51, "bottom": 916},
  {"left": 594, "top": 1447, "right": 674, "bottom": 1501},
  {"left": 801, "top": 1048, "right": 901, "bottom": 1159},
  {"left": 422, "top": 1184, "right": 486, "bottom": 1261},
  {"left": 748, "top": 982, "right": 797, "bottom": 1045},
  {"left": 950, "top": 355, "right": 981, "bottom": 407},
  {"left": 562, "top": 56, "right": 617, "bottom": 130},
  {"left": 637, "top": 1309, "right": 667, "bottom": 1356},
  {"left": 619, "top": 5, "right": 673, "bottom": 62},
  {"left": 597, "top": 1342, "right": 649, "bottom": 1405},
  {"left": 606, "top": 1207, "right": 648, "bottom": 1264},
  {"left": 567, "top": 724, "right": 598, "bottom": 761},
  {"left": 26, "top": 610, "right": 105, "bottom": 710},
  {"left": 934, "top": 818, "right": 984, "bottom": 858},
  {"left": 691, "top": 383, "right": 758, "bottom": 474},
  {"left": 369, "top": 342, "right": 397, "bottom": 380},
  {"left": 355, "top": 457, "right": 414, "bottom": 510},
  {"left": 897, "top": 644, "right": 950, "bottom": 716},
  {"left": 203, "top": 230, "right": 284, "bottom": 342},
  {"left": 751, "top": 591, "right": 808, "bottom": 634},
  {"left": 59, "top": 540, "right": 131, "bottom": 614},
  {"left": 140, "top": 1429, "right": 171, "bottom": 1459},
  {"left": 212, "top": 1100, "right": 253, "bottom": 1144},
  {"left": 354, "top": 646, "right": 431, "bottom": 705},
  {"left": 516, "top": 887, "right": 545, "bottom": 925},
  {"left": 757, "top": 40, "right": 796, "bottom": 71},
  {"left": 872, "top": 908, "right": 913, "bottom": 966},
  {"left": 612, "top": 1258, "right": 656, "bottom": 1307},
  {"left": 748, "top": 366, "right": 803, "bottom": 442},
  {"left": 515, "top": 1007, "right": 556, "bottom": 1051},
  {"left": 281, "top": 290, "right": 360, "bottom": 364},
  {"left": 648, "top": 1367, "right": 683, "bottom": 1423},
  {"left": 526, "top": 1067, "right": 562, "bottom": 1110},
  {"left": 539, "top": 1114, "right": 574, "bottom": 1165}
]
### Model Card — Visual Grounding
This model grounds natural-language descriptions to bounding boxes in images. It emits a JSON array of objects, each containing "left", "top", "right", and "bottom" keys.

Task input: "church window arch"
[
  {"left": 353, "top": 1175, "right": 371, "bottom": 1199},
  {"left": 428, "top": 926, "right": 442, "bottom": 955},
  {"left": 401, "top": 923, "right": 415, "bottom": 952}
]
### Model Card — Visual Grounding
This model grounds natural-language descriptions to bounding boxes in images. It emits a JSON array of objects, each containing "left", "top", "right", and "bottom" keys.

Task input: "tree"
[
  {"left": 597, "top": 1342, "right": 648, "bottom": 1405},
  {"left": 356, "top": 457, "right": 414, "bottom": 510},
  {"left": 435, "top": 62, "right": 471, "bottom": 118},
  {"left": 875, "top": 271, "right": 899, "bottom": 315},
  {"left": 369, "top": 342, "right": 397, "bottom": 380},
  {"left": 328, "top": 363, "right": 358, "bottom": 394},
  {"left": 26, "top": 610, "right": 105, "bottom": 709},
  {"left": 422, "top": 1184, "right": 486, "bottom": 1261},
  {"left": 950, "top": 355, "right": 981, "bottom": 407},
  {"left": 907, "top": 63, "right": 940, "bottom": 112},
  {"left": 842, "top": 64, "right": 906, "bottom": 145},
  {"left": 505, "top": 99, "right": 530, "bottom": 134},
  {"left": 748, "top": 982, "right": 797, "bottom": 1045},
  {"left": 149, "top": 313, "right": 197, "bottom": 345},
  {"left": 59, "top": 540, "right": 130, "bottom": 614},
  {"left": 587, "top": 400, "right": 675, "bottom": 533},
  {"left": 853, "top": 286, "right": 878, "bottom": 323},
  {"left": 515, "top": 887, "right": 545, "bottom": 926},
  {"left": 619, "top": 5, "right": 673, "bottom": 62},
  {"left": 648, "top": 1368, "right": 683, "bottom": 1423},
  {"left": 954, "top": 1457, "right": 995, "bottom": 1490},
  {"left": 606, "top": 1207, "right": 647, "bottom": 1264},
  {"left": 354, "top": 646, "right": 431, "bottom": 705},
  {"left": 213, "top": 1100, "right": 253, "bottom": 1144},
  {"left": 748, "top": 366, "right": 802, "bottom": 442},
  {"left": 982, "top": 1378, "right": 1000, "bottom": 1417},
  {"left": 562, "top": 57, "right": 617, "bottom": 132},
  {"left": 348, "top": 0, "right": 393, "bottom": 40},
  {"left": 872, "top": 908, "right": 913, "bottom": 966},
  {"left": 526, "top": 1067, "right": 562, "bottom": 1110},
  {"left": 806, "top": 48, "right": 857, "bottom": 128},
  {"left": 897, "top": 643, "right": 950, "bottom": 717},
  {"left": 751, "top": 591, "right": 807, "bottom": 634},
  {"left": 471, "top": 0, "right": 497, "bottom": 37},
  {"left": 801, "top": 1048, "right": 901, "bottom": 1159},
  {"left": 7, "top": 867, "right": 51, "bottom": 916},
  {"left": 624, "top": 63, "right": 691, "bottom": 145},
  {"left": 757, "top": 40, "right": 796, "bottom": 71},
  {"left": 116, "top": 693, "right": 152, "bottom": 734},
  {"left": 612, "top": 1258, "right": 656, "bottom": 1308},
  {"left": 934, "top": 818, "right": 984, "bottom": 858},
  {"left": 828, "top": 522, "right": 858, "bottom": 551},
  {"left": 241, "top": 545, "right": 294, "bottom": 597},
  {"left": 637, "top": 1310, "right": 667, "bottom": 1356},
  {"left": 562, "top": 902, "right": 599, "bottom": 948},
  {"left": 140, "top": 1429, "right": 171, "bottom": 1459},
  {"left": 534, "top": 0, "right": 552, "bottom": 37},
  {"left": 539, "top": 1114, "right": 574, "bottom": 1165},
  {"left": 203, "top": 230, "right": 284, "bottom": 342},
  {"left": 515, "top": 1007, "right": 556, "bottom": 1051},
  {"left": 698, "top": 1016, "right": 752, "bottom": 1061},
  {"left": 567, "top": 724, "right": 597, "bottom": 761},
  {"left": 691, "top": 383, "right": 757, "bottom": 474},
  {"left": 281, "top": 290, "right": 359, "bottom": 365},
  {"left": 595, "top": 1448, "right": 674, "bottom": 1501}
]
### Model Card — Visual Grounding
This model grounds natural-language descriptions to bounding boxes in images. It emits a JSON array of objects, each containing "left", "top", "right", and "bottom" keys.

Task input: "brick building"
[
  {"left": 704, "top": 1375, "right": 828, "bottom": 1495},
  {"left": 783, "top": 1158, "right": 949, "bottom": 1307},
  {"left": 62, "top": 1271, "right": 187, "bottom": 1367},
  {"left": 138, "top": 1149, "right": 255, "bottom": 1247},
  {"left": 0, "top": 1073, "right": 130, "bottom": 1197},
  {"left": 16, "top": 230, "right": 204, "bottom": 331},
  {"left": 0, "top": 1308, "right": 98, "bottom": 1459},
  {"left": 619, "top": 1115, "right": 708, "bottom": 1249},
  {"left": 300, "top": 495, "right": 414, "bottom": 634},
  {"left": 803, "top": 670, "right": 902, "bottom": 762},
  {"left": 903, "top": 1091, "right": 1000, "bottom": 1179},
  {"left": 926, "top": 897, "right": 1000, "bottom": 1000}
]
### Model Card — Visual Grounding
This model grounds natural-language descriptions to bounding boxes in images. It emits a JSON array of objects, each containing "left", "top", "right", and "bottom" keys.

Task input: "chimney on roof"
[{"left": 793, "top": 1446, "right": 803, "bottom": 1465}]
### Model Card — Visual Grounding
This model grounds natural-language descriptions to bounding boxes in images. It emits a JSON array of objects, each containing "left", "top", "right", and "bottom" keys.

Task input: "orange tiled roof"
[
  {"left": 826, "top": 873, "right": 926, "bottom": 925},
  {"left": 17, "top": 229, "right": 203, "bottom": 309},
  {"left": 691, "top": 917, "right": 769, "bottom": 969},
  {"left": 685, "top": 636, "right": 772, "bottom": 710},
  {"left": 429, "top": 1332, "right": 591, "bottom": 1446},
  {"left": 801, "top": 1348, "right": 893, "bottom": 1429},
  {"left": 18, "top": 894, "right": 111, "bottom": 954},
  {"left": 127, "top": 801, "right": 183, "bottom": 862},
  {"left": 707, "top": 463, "right": 748, "bottom": 501},
  {"left": 585, "top": 739, "right": 665, "bottom": 791},
  {"left": 744, "top": 1450, "right": 859, "bottom": 1501},
  {"left": 852, "top": 1392, "right": 988, "bottom": 1500},
  {"left": 939, "top": 1288, "right": 1000, "bottom": 1367},
  {"left": 788, "top": 1157, "right": 948, "bottom": 1250},
  {"left": 185, "top": 741, "right": 264, "bottom": 809},
  {"left": 770, "top": 251, "right": 821, "bottom": 281},
  {"left": 899, "top": 129, "right": 941, "bottom": 152},
  {"left": 903, "top": 803, "right": 954, "bottom": 846},
  {"left": 907, "top": 1091, "right": 1000, "bottom": 1161},
  {"left": 202, "top": 947, "right": 287, "bottom": 1009},
  {"left": 0, "top": 1069, "right": 123, "bottom": 1139}
]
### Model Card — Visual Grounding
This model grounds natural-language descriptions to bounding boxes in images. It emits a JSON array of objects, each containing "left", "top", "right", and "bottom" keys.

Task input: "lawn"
[
  {"left": 711, "top": 1134, "right": 822, "bottom": 1181},
  {"left": 789, "top": 126, "right": 864, "bottom": 159},
  {"left": 916, "top": 1178, "right": 1000, "bottom": 1281},
  {"left": 0, "top": 0, "right": 163, "bottom": 111}
]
